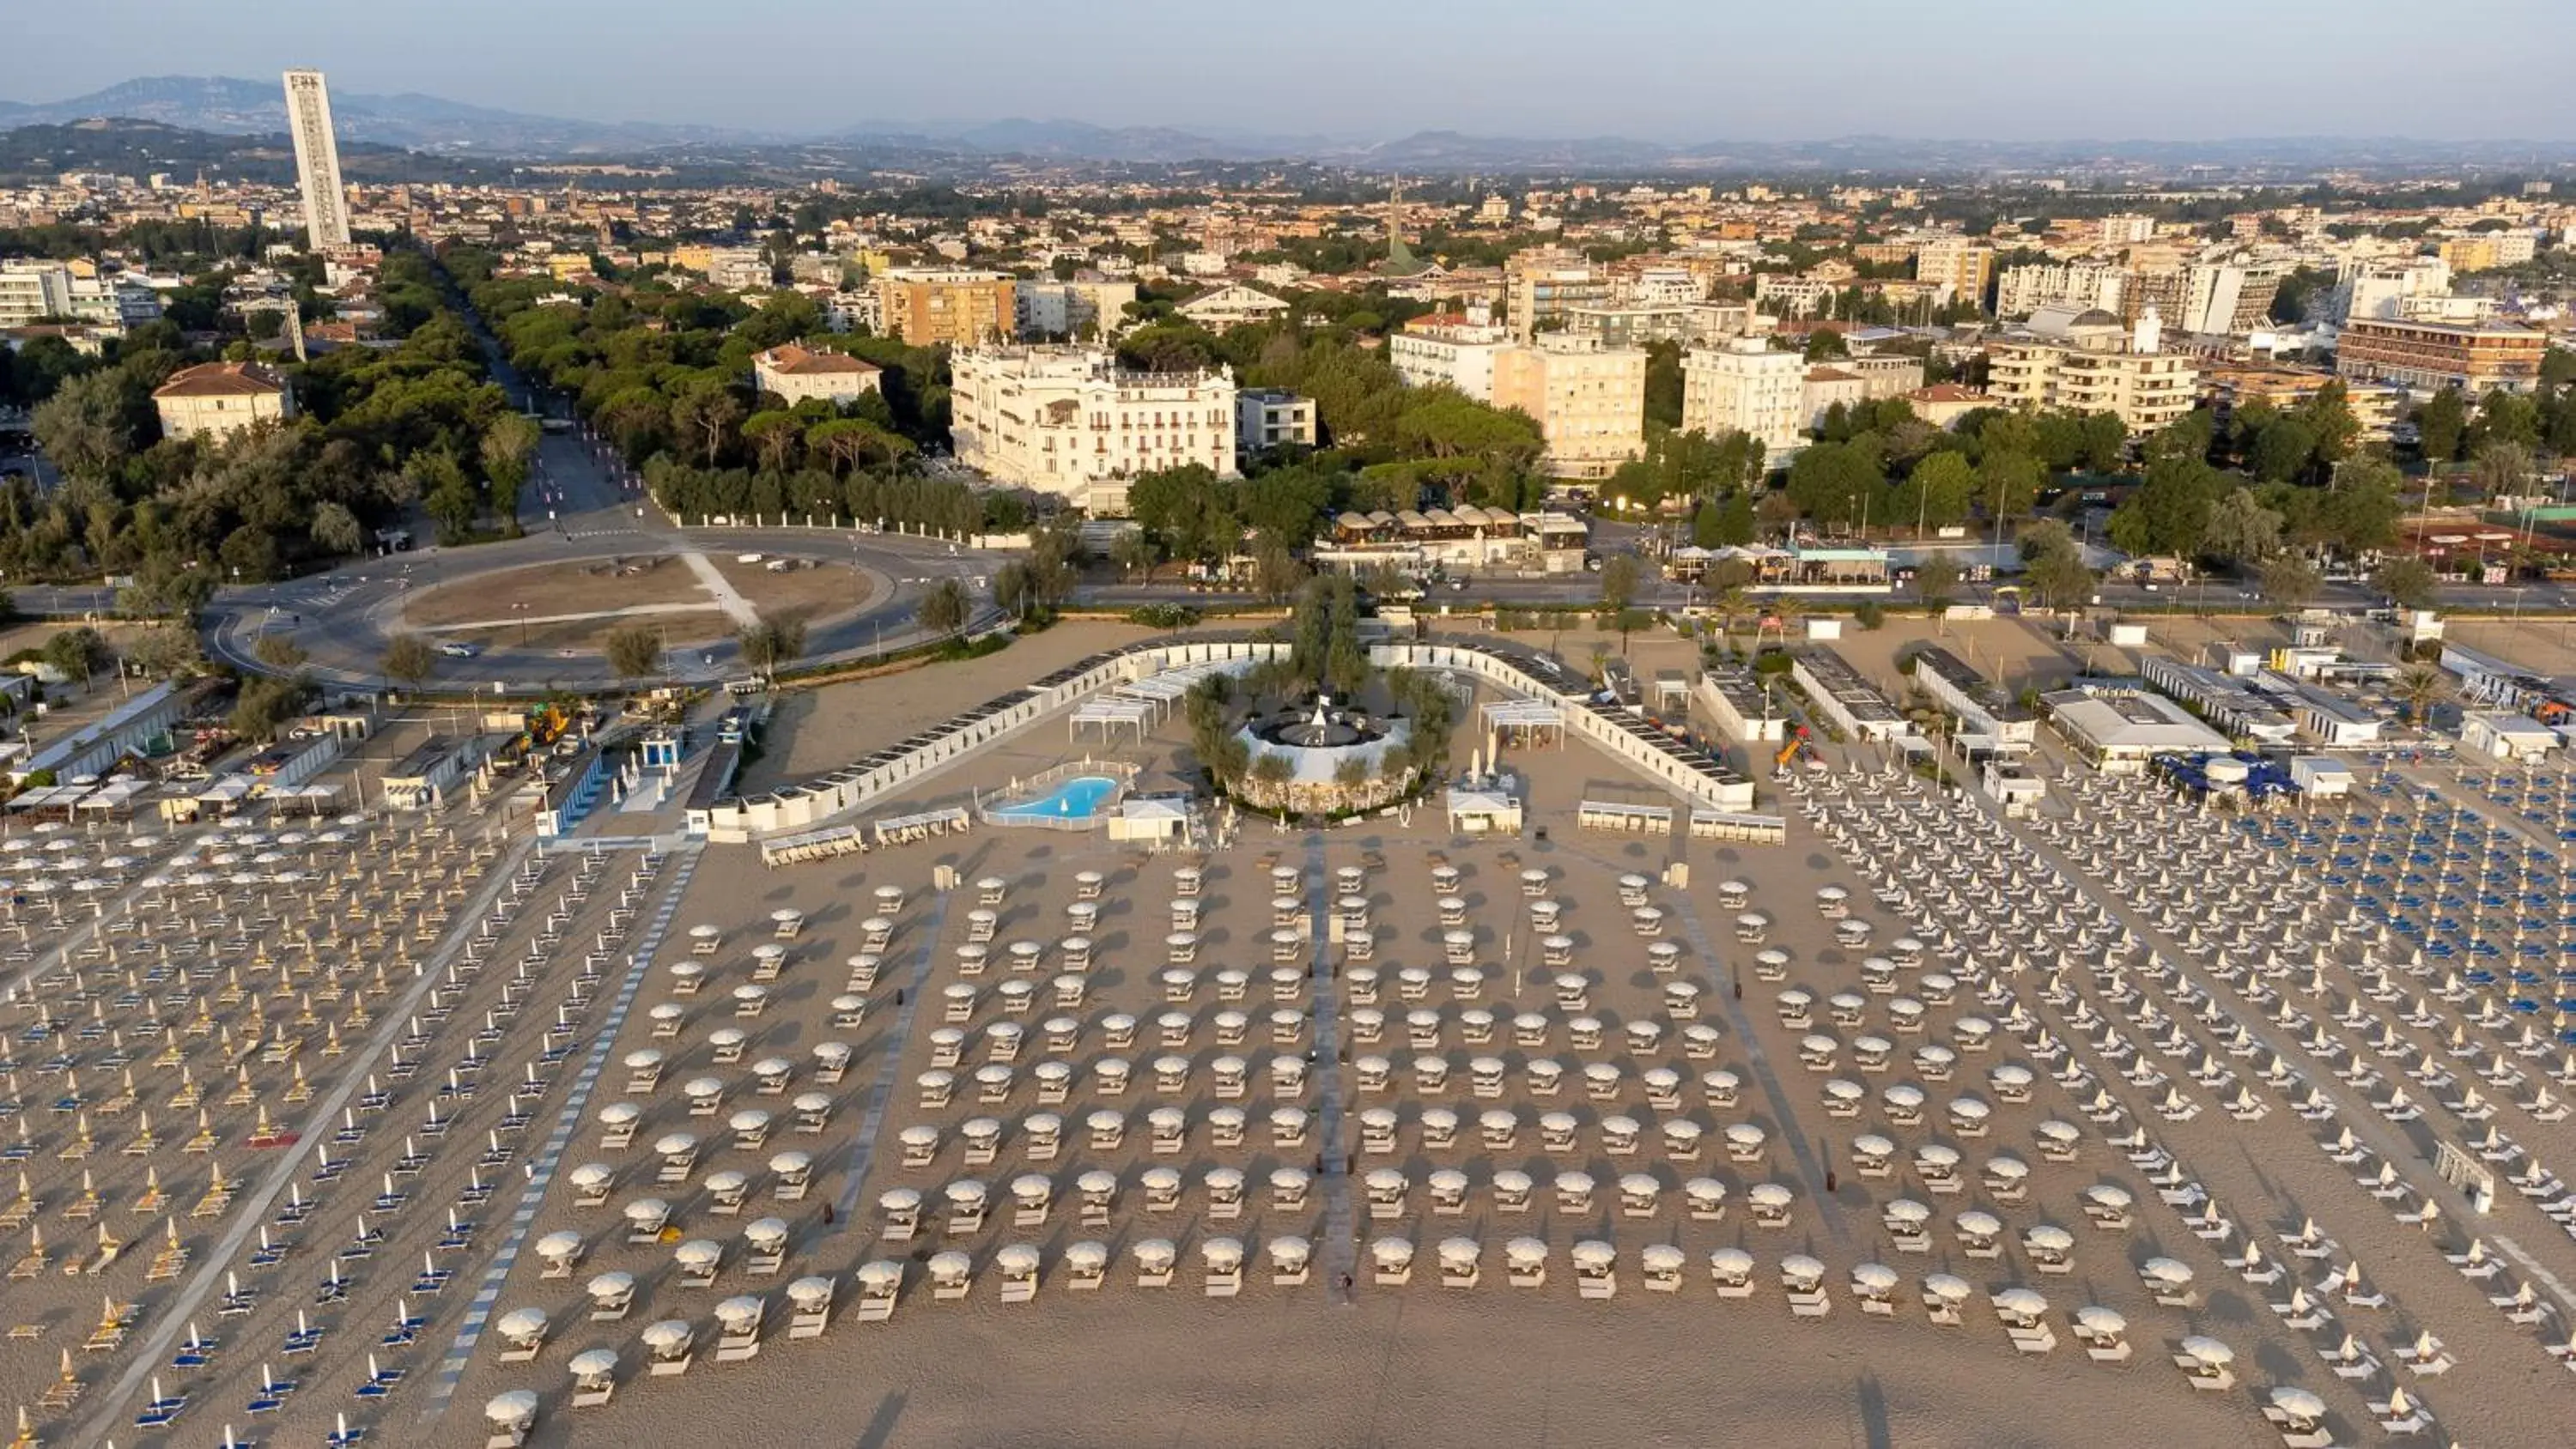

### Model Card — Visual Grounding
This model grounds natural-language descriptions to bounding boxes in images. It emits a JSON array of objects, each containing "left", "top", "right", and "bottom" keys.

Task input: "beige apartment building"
[
  {"left": 875, "top": 268, "right": 1016, "bottom": 347},
  {"left": 1491, "top": 334, "right": 1647, "bottom": 479},
  {"left": 1503, "top": 246, "right": 1612, "bottom": 342},
  {"left": 1912, "top": 236, "right": 1996, "bottom": 304},
  {"left": 151, "top": 361, "right": 295, "bottom": 442},
  {"left": 1986, "top": 343, "right": 2198, "bottom": 432},
  {"left": 1681, "top": 338, "right": 1807, "bottom": 456},
  {"left": 948, "top": 345, "right": 1236, "bottom": 513}
]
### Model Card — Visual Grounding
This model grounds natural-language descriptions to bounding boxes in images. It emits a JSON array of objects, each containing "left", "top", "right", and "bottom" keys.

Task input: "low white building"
[
  {"left": 2461, "top": 710, "right": 2558, "bottom": 763},
  {"left": 2039, "top": 685, "right": 2229, "bottom": 773},
  {"left": 949, "top": 345, "right": 1236, "bottom": 512}
]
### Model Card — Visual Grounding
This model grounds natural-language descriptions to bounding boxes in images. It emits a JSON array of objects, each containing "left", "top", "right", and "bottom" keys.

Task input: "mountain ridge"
[{"left": 4, "top": 76, "right": 2574, "bottom": 173}]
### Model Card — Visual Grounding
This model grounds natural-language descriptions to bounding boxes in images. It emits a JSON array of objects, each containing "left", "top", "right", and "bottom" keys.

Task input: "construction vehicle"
[{"left": 1774, "top": 724, "right": 1824, "bottom": 779}]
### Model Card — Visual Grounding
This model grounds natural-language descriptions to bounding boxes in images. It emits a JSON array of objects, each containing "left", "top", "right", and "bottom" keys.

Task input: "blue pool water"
[{"left": 991, "top": 775, "right": 1119, "bottom": 822}]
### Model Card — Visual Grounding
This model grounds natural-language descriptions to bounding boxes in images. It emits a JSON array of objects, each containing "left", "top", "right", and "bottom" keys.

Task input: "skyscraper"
[{"left": 281, "top": 69, "right": 350, "bottom": 250}]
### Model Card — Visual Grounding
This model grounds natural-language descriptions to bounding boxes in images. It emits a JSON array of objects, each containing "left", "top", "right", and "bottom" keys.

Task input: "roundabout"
[{"left": 205, "top": 523, "right": 996, "bottom": 694}]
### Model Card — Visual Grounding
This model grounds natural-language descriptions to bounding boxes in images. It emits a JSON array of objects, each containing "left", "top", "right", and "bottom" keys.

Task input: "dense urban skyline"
[{"left": 9, "top": 0, "right": 2576, "bottom": 143}]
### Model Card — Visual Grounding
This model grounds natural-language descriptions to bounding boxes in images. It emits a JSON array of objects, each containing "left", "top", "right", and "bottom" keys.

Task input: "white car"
[{"left": 437, "top": 642, "right": 480, "bottom": 658}]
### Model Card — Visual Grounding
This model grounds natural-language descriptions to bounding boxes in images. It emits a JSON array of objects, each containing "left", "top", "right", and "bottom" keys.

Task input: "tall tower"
[{"left": 282, "top": 70, "right": 351, "bottom": 250}]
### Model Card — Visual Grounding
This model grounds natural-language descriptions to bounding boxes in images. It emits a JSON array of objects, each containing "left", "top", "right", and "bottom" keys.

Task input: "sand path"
[{"left": 678, "top": 551, "right": 762, "bottom": 631}]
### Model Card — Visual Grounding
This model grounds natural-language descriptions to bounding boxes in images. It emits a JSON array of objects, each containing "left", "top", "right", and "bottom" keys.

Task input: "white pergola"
[
  {"left": 1070, "top": 697, "right": 1157, "bottom": 743},
  {"left": 1481, "top": 699, "right": 1565, "bottom": 748}
]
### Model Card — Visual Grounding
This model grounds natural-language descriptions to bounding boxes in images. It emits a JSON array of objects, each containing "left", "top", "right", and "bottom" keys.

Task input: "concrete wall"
[{"left": 701, "top": 631, "right": 1754, "bottom": 843}]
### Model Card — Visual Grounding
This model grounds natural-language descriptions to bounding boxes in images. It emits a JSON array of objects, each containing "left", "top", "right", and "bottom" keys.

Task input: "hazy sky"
[{"left": 13, "top": 0, "right": 2576, "bottom": 140}]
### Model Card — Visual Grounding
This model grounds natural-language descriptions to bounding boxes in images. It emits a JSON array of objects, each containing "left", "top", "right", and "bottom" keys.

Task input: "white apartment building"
[
  {"left": 1995, "top": 262, "right": 2126, "bottom": 319},
  {"left": 1015, "top": 279, "right": 1139, "bottom": 339},
  {"left": 1236, "top": 389, "right": 1316, "bottom": 455},
  {"left": 1753, "top": 273, "right": 1833, "bottom": 318},
  {"left": 2175, "top": 261, "right": 2282, "bottom": 336},
  {"left": 821, "top": 288, "right": 883, "bottom": 335},
  {"left": 1682, "top": 339, "right": 1807, "bottom": 456},
  {"left": 1987, "top": 340, "right": 2198, "bottom": 433},
  {"left": 282, "top": 70, "right": 351, "bottom": 250},
  {"left": 1389, "top": 312, "right": 1510, "bottom": 402},
  {"left": 705, "top": 248, "right": 771, "bottom": 290},
  {"left": 1618, "top": 265, "right": 1705, "bottom": 307},
  {"left": 948, "top": 345, "right": 1236, "bottom": 513},
  {"left": 2334, "top": 257, "right": 2453, "bottom": 323},
  {"left": 0, "top": 263, "right": 166, "bottom": 332},
  {"left": 2098, "top": 214, "right": 2158, "bottom": 246}
]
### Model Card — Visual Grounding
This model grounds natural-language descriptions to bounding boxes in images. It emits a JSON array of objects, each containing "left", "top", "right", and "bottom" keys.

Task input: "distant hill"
[
  {"left": 0, "top": 117, "right": 509, "bottom": 186},
  {"left": 0, "top": 76, "right": 746, "bottom": 155},
  {"left": 3, "top": 76, "right": 2572, "bottom": 174}
]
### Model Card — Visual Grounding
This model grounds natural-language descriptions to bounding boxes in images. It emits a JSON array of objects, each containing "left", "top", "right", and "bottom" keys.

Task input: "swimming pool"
[{"left": 989, "top": 775, "right": 1121, "bottom": 822}]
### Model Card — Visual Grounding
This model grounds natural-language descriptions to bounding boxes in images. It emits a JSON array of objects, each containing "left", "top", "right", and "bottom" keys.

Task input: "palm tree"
[{"left": 2394, "top": 664, "right": 2450, "bottom": 724}]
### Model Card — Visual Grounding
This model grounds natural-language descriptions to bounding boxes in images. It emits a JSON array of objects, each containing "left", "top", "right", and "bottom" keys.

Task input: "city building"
[
  {"left": 1235, "top": 389, "right": 1316, "bottom": 454},
  {"left": 2437, "top": 232, "right": 2539, "bottom": 274},
  {"left": 1176, "top": 283, "right": 1289, "bottom": 330},
  {"left": 2334, "top": 318, "right": 2548, "bottom": 397},
  {"left": 2333, "top": 258, "right": 2453, "bottom": 323},
  {"left": 0, "top": 261, "right": 160, "bottom": 330},
  {"left": 875, "top": 268, "right": 1016, "bottom": 347},
  {"left": 1903, "top": 384, "right": 1990, "bottom": 428},
  {"left": 948, "top": 345, "right": 1236, "bottom": 513},
  {"left": 1559, "top": 304, "right": 1695, "bottom": 349},
  {"left": 281, "top": 70, "right": 351, "bottom": 250},
  {"left": 1504, "top": 247, "right": 1612, "bottom": 341},
  {"left": 1753, "top": 274, "right": 1834, "bottom": 318},
  {"left": 1996, "top": 263, "right": 2127, "bottom": 319},
  {"left": 1681, "top": 339, "right": 1807, "bottom": 455},
  {"left": 2098, "top": 214, "right": 2159, "bottom": 246},
  {"left": 151, "top": 361, "right": 295, "bottom": 442},
  {"left": 2174, "top": 261, "right": 2282, "bottom": 336},
  {"left": 821, "top": 288, "right": 884, "bottom": 335},
  {"left": 1389, "top": 311, "right": 1510, "bottom": 401},
  {"left": 2201, "top": 363, "right": 2404, "bottom": 441},
  {"left": 751, "top": 343, "right": 883, "bottom": 407},
  {"left": 1801, "top": 367, "right": 1868, "bottom": 430},
  {"left": 1912, "top": 237, "right": 1996, "bottom": 304},
  {"left": 705, "top": 247, "right": 771, "bottom": 290},
  {"left": 1491, "top": 334, "right": 1648, "bottom": 480},
  {"left": 1987, "top": 312, "right": 2198, "bottom": 433},
  {"left": 1015, "top": 279, "right": 1138, "bottom": 339}
]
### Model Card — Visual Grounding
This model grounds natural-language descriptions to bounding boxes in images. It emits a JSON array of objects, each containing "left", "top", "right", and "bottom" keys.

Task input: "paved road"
[{"left": 204, "top": 525, "right": 998, "bottom": 692}]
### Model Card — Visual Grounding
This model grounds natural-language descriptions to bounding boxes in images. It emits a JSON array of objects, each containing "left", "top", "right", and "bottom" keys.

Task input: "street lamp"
[{"left": 513, "top": 602, "right": 530, "bottom": 648}]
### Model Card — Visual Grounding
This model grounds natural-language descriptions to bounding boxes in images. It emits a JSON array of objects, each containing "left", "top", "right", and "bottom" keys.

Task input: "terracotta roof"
[
  {"left": 153, "top": 361, "right": 286, "bottom": 398},
  {"left": 755, "top": 343, "right": 879, "bottom": 376},
  {"left": 1907, "top": 384, "right": 1985, "bottom": 403},
  {"left": 1806, "top": 367, "right": 1862, "bottom": 383}
]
